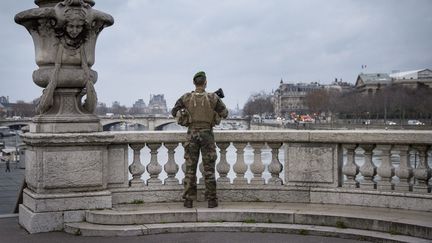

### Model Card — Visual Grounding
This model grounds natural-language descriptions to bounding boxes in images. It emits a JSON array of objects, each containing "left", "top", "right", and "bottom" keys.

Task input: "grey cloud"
[{"left": 1, "top": 0, "right": 431, "bottom": 109}]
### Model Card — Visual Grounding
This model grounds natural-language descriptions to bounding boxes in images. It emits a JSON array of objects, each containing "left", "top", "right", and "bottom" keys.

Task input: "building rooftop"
[
  {"left": 357, "top": 73, "right": 391, "bottom": 84},
  {"left": 390, "top": 68, "right": 432, "bottom": 79}
]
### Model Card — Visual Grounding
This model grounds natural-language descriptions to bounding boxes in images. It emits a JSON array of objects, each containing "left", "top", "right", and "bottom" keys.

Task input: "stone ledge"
[
  {"left": 110, "top": 186, "right": 311, "bottom": 205},
  {"left": 81, "top": 202, "right": 432, "bottom": 240},
  {"left": 21, "top": 130, "right": 432, "bottom": 145},
  {"left": 64, "top": 221, "right": 430, "bottom": 242},
  {"left": 110, "top": 186, "right": 432, "bottom": 211},
  {"left": 310, "top": 188, "right": 432, "bottom": 212}
]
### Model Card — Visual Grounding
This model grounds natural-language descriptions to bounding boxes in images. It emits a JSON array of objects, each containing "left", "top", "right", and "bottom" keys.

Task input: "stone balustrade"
[
  {"left": 20, "top": 130, "right": 432, "bottom": 233},
  {"left": 85, "top": 130, "right": 430, "bottom": 210}
]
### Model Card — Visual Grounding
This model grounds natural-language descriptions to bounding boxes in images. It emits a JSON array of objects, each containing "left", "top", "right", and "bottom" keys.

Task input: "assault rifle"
[{"left": 214, "top": 88, "right": 225, "bottom": 99}]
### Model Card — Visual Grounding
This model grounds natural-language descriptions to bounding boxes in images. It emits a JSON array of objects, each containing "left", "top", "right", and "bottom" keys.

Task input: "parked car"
[
  {"left": 408, "top": 120, "right": 425, "bottom": 125},
  {"left": 0, "top": 126, "right": 14, "bottom": 137},
  {"left": 385, "top": 121, "right": 397, "bottom": 125}
]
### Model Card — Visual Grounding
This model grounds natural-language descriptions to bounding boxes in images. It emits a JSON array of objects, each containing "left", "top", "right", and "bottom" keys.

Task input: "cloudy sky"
[{"left": 1, "top": 0, "right": 431, "bottom": 109}]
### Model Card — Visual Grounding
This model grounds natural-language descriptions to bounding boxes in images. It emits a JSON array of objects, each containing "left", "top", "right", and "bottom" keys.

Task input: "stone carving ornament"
[{"left": 15, "top": 0, "right": 113, "bottom": 132}]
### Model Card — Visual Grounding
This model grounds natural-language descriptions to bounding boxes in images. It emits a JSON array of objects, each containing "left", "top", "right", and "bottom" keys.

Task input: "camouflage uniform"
[{"left": 172, "top": 84, "right": 228, "bottom": 202}]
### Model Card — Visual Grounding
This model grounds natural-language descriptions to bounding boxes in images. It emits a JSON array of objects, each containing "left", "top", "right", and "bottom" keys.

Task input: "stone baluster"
[
  {"left": 216, "top": 142, "right": 231, "bottom": 184},
  {"left": 146, "top": 143, "right": 162, "bottom": 185},
  {"left": 233, "top": 142, "right": 248, "bottom": 185},
  {"left": 359, "top": 144, "right": 376, "bottom": 190},
  {"left": 376, "top": 145, "right": 395, "bottom": 191},
  {"left": 250, "top": 142, "right": 265, "bottom": 185},
  {"left": 342, "top": 144, "right": 359, "bottom": 188},
  {"left": 267, "top": 142, "right": 283, "bottom": 185},
  {"left": 181, "top": 142, "right": 187, "bottom": 184},
  {"left": 412, "top": 145, "right": 431, "bottom": 193},
  {"left": 394, "top": 145, "right": 413, "bottom": 192},
  {"left": 129, "top": 143, "right": 146, "bottom": 187},
  {"left": 164, "top": 143, "right": 179, "bottom": 185}
]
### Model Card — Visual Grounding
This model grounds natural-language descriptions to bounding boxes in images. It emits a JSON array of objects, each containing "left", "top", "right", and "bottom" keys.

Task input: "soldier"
[{"left": 172, "top": 71, "right": 228, "bottom": 208}]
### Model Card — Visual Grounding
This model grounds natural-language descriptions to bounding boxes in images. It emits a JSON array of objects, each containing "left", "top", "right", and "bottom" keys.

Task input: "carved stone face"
[{"left": 66, "top": 19, "right": 84, "bottom": 39}]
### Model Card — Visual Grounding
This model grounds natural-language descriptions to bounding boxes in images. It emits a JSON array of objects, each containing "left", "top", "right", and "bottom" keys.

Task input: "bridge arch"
[
  {"left": 102, "top": 120, "right": 149, "bottom": 131},
  {"left": 154, "top": 121, "right": 178, "bottom": 131}
]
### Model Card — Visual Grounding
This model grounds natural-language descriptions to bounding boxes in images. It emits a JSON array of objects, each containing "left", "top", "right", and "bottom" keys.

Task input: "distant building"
[
  {"left": 389, "top": 69, "right": 432, "bottom": 89},
  {"left": 323, "top": 79, "right": 354, "bottom": 93},
  {"left": 0, "top": 96, "right": 9, "bottom": 105},
  {"left": 355, "top": 69, "right": 432, "bottom": 94},
  {"left": 273, "top": 80, "right": 322, "bottom": 117},
  {"left": 355, "top": 73, "right": 391, "bottom": 94},
  {"left": 131, "top": 99, "right": 148, "bottom": 114},
  {"left": 0, "top": 96, "right": 9, "bottom": 117},
  {"left": 148, "top": 94, "right": 168, "bottom": 114}
]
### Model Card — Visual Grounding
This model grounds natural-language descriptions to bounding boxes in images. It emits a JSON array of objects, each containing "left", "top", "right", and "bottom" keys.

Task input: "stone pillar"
[
  {"left": 216, "top": 142, "right": 231, "bottom": 184},
  {"left": 359, "top": 144, "right": 376, "bottom": 190},
  {"left": 146, "top": 143, "right": 162, "bottom": 185},
  {"left": 164, "top": 143, "right": 179, "bottom": 185},
  {"left": 250, "top": 142, "right": 265, "bottom": 185},
  {"left": 376, "top": 145, "right": 394, "bottom": 191},
  {"left": 129, "top": 143, "right": 146, "bottom": 187},
  {"left": 412, "top": 145, "right": 431, "bottom": 193},
  {"left": 15, "top": 0, "right": 113, "bottom": 133},
  {"left": 342, "top": 144, "right": 359, "bottom": 188},
  {"left": 15, "top": 0, "right": 114, "bottom": 233},
  {"left": 20, "top": 132, "right": 114, "bottom": 233},
  {"left": 267, "top": 142, "right": 283, "bottom": 185},
  {"left": 233, "top": 142, "right": 248, "bottom": 185},
  {"left": 285, "top": 143, "right": 341, "bottom": 188},
  {"left": 394, "top": 145, "right": 413, "bottom": 192}
]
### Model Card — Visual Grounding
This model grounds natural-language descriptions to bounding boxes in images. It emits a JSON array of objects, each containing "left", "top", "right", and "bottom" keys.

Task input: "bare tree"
[
  {"left": 11, "top": 100, "right": 36, "bottom": 117},
  {"left": 243, "top": 92, "right": 274, "bottom": 117}
]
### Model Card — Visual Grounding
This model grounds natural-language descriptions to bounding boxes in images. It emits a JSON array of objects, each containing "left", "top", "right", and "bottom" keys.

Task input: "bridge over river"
[{"left": 0, "top": 117, "right": 249, "bottom": 131}]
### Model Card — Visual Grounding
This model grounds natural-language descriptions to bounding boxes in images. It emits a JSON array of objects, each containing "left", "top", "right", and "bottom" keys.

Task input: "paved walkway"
[
  {"left": 0, "top": 161, "right": 24, "bottom": 214},
  {"left": 0, "top": 216, "right": 368, "bottom": 243}
]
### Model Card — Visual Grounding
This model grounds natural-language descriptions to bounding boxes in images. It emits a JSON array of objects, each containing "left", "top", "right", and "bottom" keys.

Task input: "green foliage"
[
  {"left": 243, "top": 218, "right": 256, "bottom": 224},
  {"left": 335, "top": 221, "right": 347, "bottom": 229},
  {"left": 130, "top": 199, "right": 144, "bottom": 204},
  {"left": 388, "top": 228, "right": 401, "bottom": 235},
  {"left": 299, "top": 229, "right": 309, "bottom": 235}
]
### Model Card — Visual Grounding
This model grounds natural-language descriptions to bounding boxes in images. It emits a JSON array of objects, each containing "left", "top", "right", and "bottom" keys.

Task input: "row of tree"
[
  {"left": 242, "top": 85, "right": 432, "bottom": 121},
  {"left": 0, "top": 100, "right": 37, "bottom": 118},
  {"left": 242, "top": 91, "right": 274, "bottom": 117},
  {"left": 305, "top": 85, "right": 432, "bottom": 120}
]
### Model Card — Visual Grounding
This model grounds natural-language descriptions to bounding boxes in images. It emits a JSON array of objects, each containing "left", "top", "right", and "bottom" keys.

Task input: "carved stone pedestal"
[
  {"left": 15, "top": 0, "right": 115, "bottom": 234},
  {"left": 30, "top": 88, "right": 102, "bottom": 133},
  {"left": 18, "top": 132, "right": 129, "bottom": 233},
  {"left": 30, "top": 88, "right": 101, "bottom": 133}
]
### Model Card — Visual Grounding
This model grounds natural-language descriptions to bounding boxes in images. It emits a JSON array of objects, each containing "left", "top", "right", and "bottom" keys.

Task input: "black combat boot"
[
  {"left": 208, "top": 199, "right": 218, "bottom": 208},
  {"left": 184, "top": 199, "right": 193, "bottom": 208}
]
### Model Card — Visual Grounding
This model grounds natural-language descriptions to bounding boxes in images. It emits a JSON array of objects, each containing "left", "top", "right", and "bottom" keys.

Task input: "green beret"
[{"left": 193, "top": 71, "right": 206, "bottom": 80}]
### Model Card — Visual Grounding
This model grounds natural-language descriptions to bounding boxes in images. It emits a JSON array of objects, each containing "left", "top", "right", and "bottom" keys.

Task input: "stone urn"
[{"left": 15, "top": 0, "right": 113, "bottom": 133}]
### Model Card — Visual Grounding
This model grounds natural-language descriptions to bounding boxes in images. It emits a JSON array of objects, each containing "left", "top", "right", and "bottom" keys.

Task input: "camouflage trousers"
[{"left": 183, "top": 128, "right": 217, "bottom": 201}]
